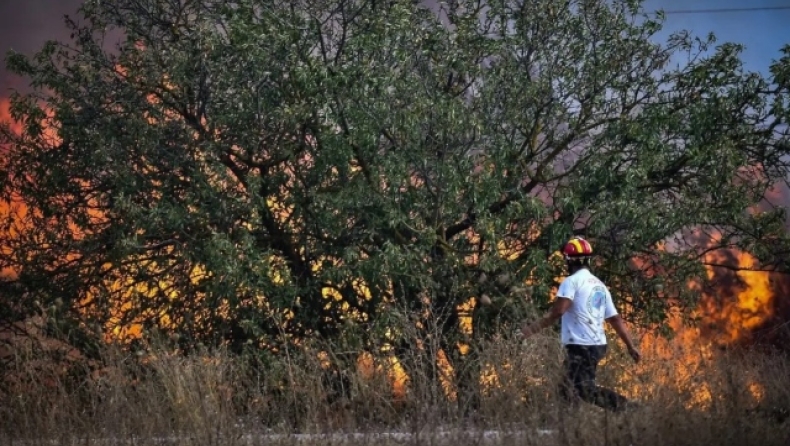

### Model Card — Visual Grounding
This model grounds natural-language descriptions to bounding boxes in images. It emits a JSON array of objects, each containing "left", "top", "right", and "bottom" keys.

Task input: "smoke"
[
  {"left": 0, "top": 0, "right": 83, "bottom": 94},
  {"left": 761, "top": 272, "right": 790, "bottom": 350}
]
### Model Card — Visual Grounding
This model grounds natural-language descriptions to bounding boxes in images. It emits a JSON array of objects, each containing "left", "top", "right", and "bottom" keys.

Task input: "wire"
[{"left": 660, "top": 6, "right": 790, "bottom": 15}]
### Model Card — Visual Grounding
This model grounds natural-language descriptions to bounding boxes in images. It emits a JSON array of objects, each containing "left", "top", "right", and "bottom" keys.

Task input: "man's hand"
[
  {"left": 606, "top": 314, "right": 642, "bottom": 363},
  {"left": 627, "top": 345, "right": 641, "bottom": 363}
]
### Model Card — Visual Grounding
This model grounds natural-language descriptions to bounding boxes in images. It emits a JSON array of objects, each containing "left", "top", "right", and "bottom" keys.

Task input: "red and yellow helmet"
[{"left": 562, "top": 236, "right": 593, "bottom": 259}]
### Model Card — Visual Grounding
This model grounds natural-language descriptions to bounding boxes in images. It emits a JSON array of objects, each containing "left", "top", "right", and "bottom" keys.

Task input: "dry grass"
[{"left": 0, "top": 334, "right": 788, "bottom": 446}]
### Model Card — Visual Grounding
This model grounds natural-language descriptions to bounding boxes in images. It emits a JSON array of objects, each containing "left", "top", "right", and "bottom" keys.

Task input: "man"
[{"left": 519, "top": 236, "right": 641, "bottom": 412}]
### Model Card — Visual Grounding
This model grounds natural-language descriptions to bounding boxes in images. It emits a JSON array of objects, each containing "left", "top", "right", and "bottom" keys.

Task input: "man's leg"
[
  {"left": 578, "top": 345, "right": 630, "bottom": 412},
  {"left": 566, "top": 345, "right": 598, "bottom": 405},
  {"left": 559, "top": 344, "right": 588, "bottom": 405}
]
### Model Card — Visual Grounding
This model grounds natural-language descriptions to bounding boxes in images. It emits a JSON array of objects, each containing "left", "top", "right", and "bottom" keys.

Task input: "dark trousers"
[{"left": 560, "top": 344, "right": 629, "bottom": 412}]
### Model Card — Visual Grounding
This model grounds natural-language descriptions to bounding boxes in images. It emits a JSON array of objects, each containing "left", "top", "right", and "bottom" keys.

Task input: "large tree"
[{"left": 2, "top": 0, "right": 789, "bottom": 395}]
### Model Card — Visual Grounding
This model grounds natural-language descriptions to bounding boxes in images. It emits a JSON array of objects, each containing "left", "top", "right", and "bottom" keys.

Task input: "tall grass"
[{"left": 0, "top": 333, "right": 788, "bottom": 446}]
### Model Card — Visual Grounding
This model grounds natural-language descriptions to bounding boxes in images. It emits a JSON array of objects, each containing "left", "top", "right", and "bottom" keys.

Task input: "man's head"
[{"left": 562, "top": 236, "right": 593, "bottom": 273}]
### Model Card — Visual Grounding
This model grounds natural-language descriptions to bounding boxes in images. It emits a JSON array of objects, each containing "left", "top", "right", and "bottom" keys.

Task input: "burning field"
[
  {"left": 4, "top": 234, "right": 789, "bottom": 446},
  {"left": 606, "top": 245, "right": 790, "bottom": 424},
  {"left": 2, "top": 46, "right": 790, "bottom": 446},
  {"left": 2, "top": 100, "right": 789, "bottom": 443},
  {"left": 3, "top": 308, "right": 788, "bottom": 446}
]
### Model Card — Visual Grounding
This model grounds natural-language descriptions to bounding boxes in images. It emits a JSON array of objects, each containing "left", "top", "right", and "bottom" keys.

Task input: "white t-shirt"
[{"left": 556, "top": 268, "right": 618, "bottom": 346}]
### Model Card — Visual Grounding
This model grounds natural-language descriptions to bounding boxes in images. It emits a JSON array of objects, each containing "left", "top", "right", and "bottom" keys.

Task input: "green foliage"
[{"left": 1, "top": 0, "right": 789, "bottom": 372}]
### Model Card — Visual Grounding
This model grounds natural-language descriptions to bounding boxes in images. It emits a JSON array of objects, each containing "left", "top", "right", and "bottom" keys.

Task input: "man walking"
[{"left": 519, "top": 236, "right": 641, "bottom": 412}]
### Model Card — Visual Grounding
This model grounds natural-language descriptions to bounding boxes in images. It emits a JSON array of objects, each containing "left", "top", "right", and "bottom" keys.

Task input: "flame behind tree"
[
  {"left": 702, "top": 248, "right": 788, "bottom": 347},
  {"left": 613, "top": 247, "right": 790, "bottom": 410},
  {"left": 1, "top": 0, "right": 790, "bottom": 402}
]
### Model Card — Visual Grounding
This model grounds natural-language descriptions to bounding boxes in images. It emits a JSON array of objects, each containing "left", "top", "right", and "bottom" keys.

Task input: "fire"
[
  {"left": 3, "top": 85, "right": 784, "bottom": 410},
  {"left": 354, "top": 351, "right": 408, "bottom": 400},
  {"left": 618, "top": 246, "right": 777, "bottom": 409},
  {"left": 0, "top": 98, "right": 24, "bottom": 280},
  {"left": 624, "top": 310, "right": 716, "bottom": 409},
  {"left": 0, "top": 98, "right": 23, "bottom": 136},
  {"left": 700, "top": 250, "right": 774, "bottom": 344}
]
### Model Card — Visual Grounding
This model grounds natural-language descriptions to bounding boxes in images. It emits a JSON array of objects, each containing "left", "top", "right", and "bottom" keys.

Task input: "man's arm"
[
  {"left": 520, "top": 297, "right": 572, "bottom": 338},
  {"left": 606, "top": 315, "right": 641, "bottom": 362}
]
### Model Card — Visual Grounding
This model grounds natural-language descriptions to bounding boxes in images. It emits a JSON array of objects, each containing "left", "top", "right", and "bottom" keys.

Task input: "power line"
[{"left": 660, "top": 6, "right": 790, "bottom": 15}]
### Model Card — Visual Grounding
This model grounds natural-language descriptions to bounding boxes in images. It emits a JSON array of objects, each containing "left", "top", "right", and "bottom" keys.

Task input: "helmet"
[{"left": 562, "top": 236, "right": 593, "bottom": 259}]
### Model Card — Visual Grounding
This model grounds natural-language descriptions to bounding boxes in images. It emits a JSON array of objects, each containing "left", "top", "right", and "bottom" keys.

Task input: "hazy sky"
[
  {"left": 642, "top": 0, "right": 790, "bottom": 73},
  {"left": 0, "top": 0, "right": 789, "bottom": 95}
]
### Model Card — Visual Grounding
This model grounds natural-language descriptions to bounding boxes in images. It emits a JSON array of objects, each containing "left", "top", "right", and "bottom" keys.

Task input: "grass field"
[{"left": 1, "top": 332, "right": 788, "bottom": 446}]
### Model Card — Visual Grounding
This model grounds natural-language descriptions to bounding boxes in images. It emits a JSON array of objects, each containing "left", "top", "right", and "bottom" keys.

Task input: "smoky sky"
[
  {"left": 0, "top": 0, "right": 84, "bottom": 93},
  {"left": 1, "top": 0, "right": 788, "bottom": 95}
]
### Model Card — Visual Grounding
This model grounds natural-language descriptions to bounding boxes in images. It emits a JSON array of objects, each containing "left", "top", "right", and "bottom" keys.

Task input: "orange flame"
[
  {"left": 700, "top": 249, "right": 775, "bottom": 344},
  {"left": 0, "top": 98, "right": 24, "bottom": 280},
  {"left": 620, "top": 245, "right": 777, "bottom": 408},
  {"left": 0, "top": 98, "right": 23, "bottom": 136}
]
